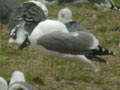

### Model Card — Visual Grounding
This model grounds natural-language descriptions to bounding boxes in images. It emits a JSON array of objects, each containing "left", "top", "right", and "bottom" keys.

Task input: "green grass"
[{"left": 1, "top": 3, "right": 120, "bottom": 90}]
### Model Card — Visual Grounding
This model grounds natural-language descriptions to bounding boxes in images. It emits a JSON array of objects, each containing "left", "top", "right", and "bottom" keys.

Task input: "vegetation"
[
  {"left": 0, "top": 2, "right": 120, "bottom": 90},
  {"left": 21, "top": 0, "right": 28, "bottom": 2}
]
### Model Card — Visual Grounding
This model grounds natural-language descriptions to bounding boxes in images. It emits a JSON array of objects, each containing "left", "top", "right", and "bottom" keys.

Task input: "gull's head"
[
  {"left": 28, "top": 0, "right": 49, "bottom": 16},
  {"left": 0, "top": 77, "right": 8, "bottom": 90},
  {"left": 9, "top": 71, "right": 25, "bottom": 85},
  {"left": 9, "top": 21, "right": 28, "bottom": 45},
  {"left": 58, "top": 8, "right": 72, "bottom": 23}
]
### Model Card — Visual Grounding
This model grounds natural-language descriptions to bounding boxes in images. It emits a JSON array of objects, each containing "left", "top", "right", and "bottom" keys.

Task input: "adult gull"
[{"left": 9, "top": 17, "right": 115, "bottom": 72}]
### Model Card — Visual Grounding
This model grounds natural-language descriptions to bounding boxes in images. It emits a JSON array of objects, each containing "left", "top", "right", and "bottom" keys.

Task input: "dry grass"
[{"left": 0, "top": 3, "right": 120, "bottom": 90}]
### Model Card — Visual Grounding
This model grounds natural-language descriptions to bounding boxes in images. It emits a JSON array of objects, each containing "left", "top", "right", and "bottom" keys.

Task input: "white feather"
[
  {"left": 0, "top": 77, "right": 7, "bottom": 90},
  {"left": 9, "top": 71, "right": 25, "bottom": 85},
  {"left": 9, "top": 22, "right": 27, "bottom": 44},
  {"left": 58, "top": 8, "right": 72, "bottom": 23},
  {"left": 89, "top": 33, "right": 99, "bottom": 50}
]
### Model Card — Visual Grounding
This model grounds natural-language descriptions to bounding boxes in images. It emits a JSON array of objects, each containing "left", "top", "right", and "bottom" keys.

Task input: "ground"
[{"left": 0, "top": 3, "right": 120, "bottom": 90}]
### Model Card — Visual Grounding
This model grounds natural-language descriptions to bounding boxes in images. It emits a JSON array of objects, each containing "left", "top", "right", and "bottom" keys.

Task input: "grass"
[{"left": 1, "top": 3, "right": 120, "bottom": 90}]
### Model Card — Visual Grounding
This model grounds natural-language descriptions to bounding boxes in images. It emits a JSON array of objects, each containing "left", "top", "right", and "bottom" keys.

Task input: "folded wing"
[{"left": 37, "top": 31, "right": 98, "bottom": 55}]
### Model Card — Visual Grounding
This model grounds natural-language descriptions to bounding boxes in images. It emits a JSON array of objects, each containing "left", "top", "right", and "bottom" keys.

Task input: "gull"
[
  {"left": 8, "top": 71, "right": 35, "bottom": 90},
  {"left": 58, "top": 7, "right": 88, "bottom": 32}
]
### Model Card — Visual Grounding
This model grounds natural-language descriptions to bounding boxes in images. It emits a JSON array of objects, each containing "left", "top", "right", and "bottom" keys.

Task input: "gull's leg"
[
  {"left": 50, "top": 59, "right": 56, "bottom": 79},
  {"left": 75, "top": 55, "right": 99, "bottom": 72}
]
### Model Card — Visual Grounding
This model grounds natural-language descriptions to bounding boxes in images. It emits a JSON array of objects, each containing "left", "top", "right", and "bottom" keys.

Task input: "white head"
[
  {"left": 9, "top": 22, "right": 28, "bottom": 44},
  {"left": 28, "top": 0, "right": 48, "bottom": 16},
  {"left": 0, "top": 77, "right": 7, "bottom": 90},
  {"left": 58, "top": 8, "right": 72, "bottom": 23},
  {"left": 9, "top": 71, "right": 25, "bottom": 85}
]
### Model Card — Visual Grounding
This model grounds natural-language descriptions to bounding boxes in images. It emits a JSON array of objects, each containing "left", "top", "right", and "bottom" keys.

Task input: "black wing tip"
[
  {"left": 96, "top": 46, "right": 115, "bottom": 56},
  {"left": 102, "top": 48, "right": 115, "bottom": 56}
]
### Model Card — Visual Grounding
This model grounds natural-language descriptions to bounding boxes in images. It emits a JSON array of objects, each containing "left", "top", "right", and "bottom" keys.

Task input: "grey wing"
[
  {"left": 23, "top": 2, "right": 46, "bottom": 33},
  {"left": 9, "top": 2, "right": 46, "bottom": 34},
  {"left": 66, "top": 21, "right": 88, "bottom": 32},
  {"left": 37, "top": 31, "right": 97, "bottom": 55}
]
